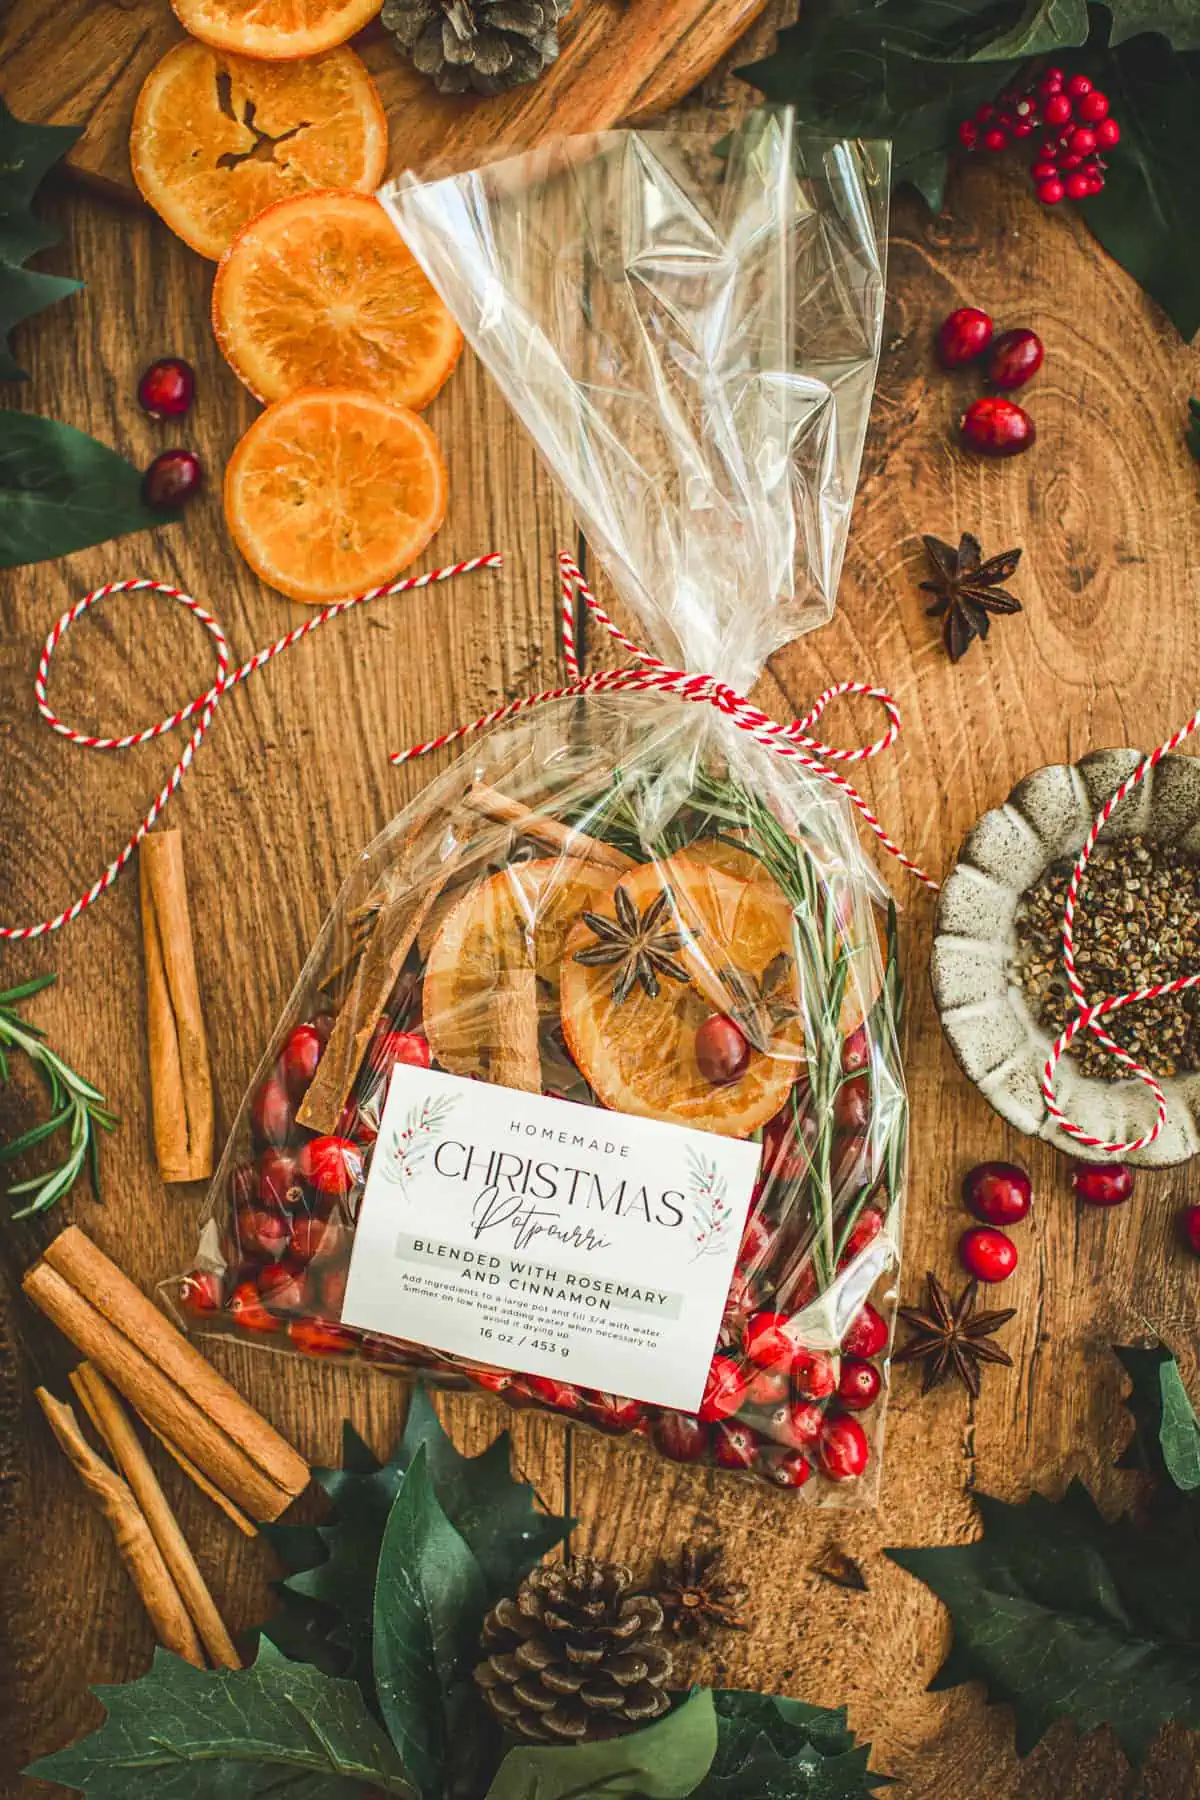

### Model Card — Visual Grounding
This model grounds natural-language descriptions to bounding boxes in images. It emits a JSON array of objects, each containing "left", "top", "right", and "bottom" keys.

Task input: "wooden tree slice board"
[{"left": 0, "top": 0, "right": 770, "bottom": 205}]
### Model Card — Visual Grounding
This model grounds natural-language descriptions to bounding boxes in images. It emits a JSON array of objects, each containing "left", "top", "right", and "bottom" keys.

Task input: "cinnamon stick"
[
  {"left": 35, "top": 1387, "right": 204, "bottom": 1667},
  {"left": 140, "top": 830, "right": 214, "bottom": 1182},
  {"left": 465, "top": 782, "right": 634, "bottom": 872},
  {"left": 71, "top": 1363, "right": 240, "bottom": 1669},
  {"left": 298, "top": 852, "right": 461, "bottom": 1136},
  {"left": 490, "top": 966, "right": 541, "bottom": 1093},
  {"left": 142, "top": 1419, "right": 257, "bottom": 1539}
]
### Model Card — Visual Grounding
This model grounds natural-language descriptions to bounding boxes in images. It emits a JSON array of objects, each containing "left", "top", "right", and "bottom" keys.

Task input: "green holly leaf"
[
  {"left": 1109, "top": 1, "right": 1200, "bottom": 48},
  {"left": 887, "top": 1481, "right": 1200, "bottom": 1765},
  {"left": 372, "top": 1448, "right": 488, "bottom": 1800},
  {"left": 483, "top": 1691, "right": 719, "bottom": 1800},
  {"left": 1116, "top": 1344, "right": 1200, "bottom": 1492},
  {"left": 25, "top": 1639, "right": 416, "bottom": 1798},
  {"left": 0, "top": 411, "right": 177, "bottom": 568},
  {"left": 0, "top": 96, "right": 82, "bottom": 379},
  {"left": 691, "top": 1692, "right": 890, "bottom": 1798}
]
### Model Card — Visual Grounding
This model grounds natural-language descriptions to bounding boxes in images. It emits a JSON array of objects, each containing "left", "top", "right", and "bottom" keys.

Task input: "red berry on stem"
[
  {"left": 142, "top": 448, "right": 203, "bottom": 510},
  {"left": 1073, "top": 1162, "right": 1134, "bottom": 1206},
  {"left": 1038, "top": 178, "right": 1066, "bottom": 205},
  {"left": 1076, "top": 89, "right": 1109, "bottom": 122},
  {"left": 743, "top": 1311, "right": 796, "bottom": 1372},
  {"left": 298, "top": 1136, "right": 364, "bottom": 1198},
  {"left": 1095, "top": 117, "right": 1120, "bottom": 148},
  {"left": 653, "top": 1410, "right": 710, "bottom": 1462},
  {"left": 1177, "top": 1204, "right": 1200, "bottom": 1256},
  {"left": 1065, "top": 172, "right": 1092, "bottom": 200},
  {"left": 960, "top": 395, "right": 1036, "bottom": 456},
  {"left": 279, "top": 1023, "right": 324, "bottom": 1100},
  {"left": 843, "top": 1301, "right": 888, "bottom": 1358},
  {"left": 251, "top": 1076, "right": 294, "bottom": 1146},
  {"left": 696, "top": 1014, "right": 750, "bottom": 1086},
  {"left": 137, "top": 357, "right": 195, "bottom": 419},
  {"left": 818, "top": 1415, "right": 870, "bottom": 1481},
  {"left": 699, "top": 1352, "right": 748, "bottom": 1422},
  {"left": 713, "top": 1421, "right": 760, "bottom": 1470},
  {"left": 1031, "top": 160, "right": 1058, "bottom": 183},
  {"left": 1068, "top": 126, "right": 1097, "bottom": 155},
  {"left": 767, "top": 1398, "right": 824, "bottom": 1449},
  {"left": 1010, "top": 119, "right": 1035, "bottom": 139},
  {"left": 1066, "top": 72, "right": 1093, "bottom": 97},
  {"left": 936, "top": 306, "right": 993, "bottom": 368},
  {"left": 1041, "top": 66, "right": 1065, "bottom": 87},
  {"left": 179, "top": 1268, "right": 223, "bottom": 1315},
  {"left": 959, "top": 1224, "right": 1018, "bottom": 1282},
  {"left": 1043, "top": 93, "right": 1072, "bottom": 127},
  {"left": 761, "top": 1447, "right": 813, "bottom": 1489},
  {"left": 958, "top": 120, "right": 979, "bottom": 150},
  {"left": 987, "top": 328, "right": 1044, "bottom": 390},
  {"left": 982, "top": 126, "right": 1008, "bottom": 152},
  {"left": 962, "top": 1161, "right": 1032, "bottom": 1225},
  {"left": 837, "top": 1357, "right": 882, "bottom": 1411}
]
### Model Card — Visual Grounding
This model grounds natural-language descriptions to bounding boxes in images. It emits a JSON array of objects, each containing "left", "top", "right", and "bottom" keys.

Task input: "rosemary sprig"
[{"left": 0, "top": 973, "right": 116, "bottom": 1217}]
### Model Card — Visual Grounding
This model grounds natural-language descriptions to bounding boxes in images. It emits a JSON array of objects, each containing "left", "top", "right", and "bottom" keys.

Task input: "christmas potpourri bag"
[{"left": 174, "top": 114, "right": 904, "bottom": 1503}]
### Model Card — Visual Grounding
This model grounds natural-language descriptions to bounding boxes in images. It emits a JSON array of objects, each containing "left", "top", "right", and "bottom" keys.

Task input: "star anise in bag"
[
  {"left": 573, "top": 887, "right": 693, "bottom": 1004},
  {"left": 717, "top": 951, "right": 799, "bottom": 1052},
  {"left": 921, "top": 532, "right": 1022, "bottom": 662}
]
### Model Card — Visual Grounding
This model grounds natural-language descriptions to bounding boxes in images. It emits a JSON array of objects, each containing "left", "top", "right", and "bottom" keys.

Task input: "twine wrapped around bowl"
[{"left": 931, "top": 748, "right": 1200, "bottom": 1169}]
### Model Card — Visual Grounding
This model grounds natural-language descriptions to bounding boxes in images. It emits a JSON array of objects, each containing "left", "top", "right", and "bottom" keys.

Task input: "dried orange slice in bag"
[
  {"left": 130, "top": 42, "right": 387, "bottom": 260},
  {"left": 213, "top": 192, "right": 462, "bottom": 408},
  {"left": 171, "top": 0, "right": 382, "bottom": 58},
  {"left": 224, "top": 389, "right": 446, "bottom": 602},
  {"left": 560, "top": 853, "right": 805, "bottom": 1136}
]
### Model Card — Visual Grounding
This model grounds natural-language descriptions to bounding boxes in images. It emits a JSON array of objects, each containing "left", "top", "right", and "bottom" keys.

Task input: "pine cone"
[
  {"left": 474, "top": 1557, "right": 674, "bottom": 1742},
  {"left": 380, "top": 0, "right": 572, "bottom": 97}
]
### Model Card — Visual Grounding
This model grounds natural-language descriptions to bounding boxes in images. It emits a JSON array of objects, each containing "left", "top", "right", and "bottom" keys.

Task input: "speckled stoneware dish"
[{"left": 932, "top": 748, "right": 1200, "bottom": 1169}]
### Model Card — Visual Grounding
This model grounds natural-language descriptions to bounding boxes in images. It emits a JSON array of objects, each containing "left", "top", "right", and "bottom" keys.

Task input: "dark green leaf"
[
  {"left": 1109, "top": 1, "right": 1200, "bottom": 48},
  {"left": 887, "top": 1483, "right": 1200, "bottom": 1764},
  {"left": 0, "top": 96, "right": 82, "bottom": 378},
  {"left": 0, "top": 411, "right": 176, "bottom": 568},
  {"left": 1115, "top": 1344, "right": 1200, "bottom": 1492},
  {"left": 691, "top": 1691, "right": 889, "bottom": 1798},
  {"left": 0, "top": 265, "right": 81, "bottom": 382},
  {"left": 484, "top": 1691, "right": 719, "bottom": 1800},
  {"left": 26, "top": 1639, "right": 415, "bottom": 1798},
  {"left": 372, "top": 1449, "right": 487, "bottom": 1800}
]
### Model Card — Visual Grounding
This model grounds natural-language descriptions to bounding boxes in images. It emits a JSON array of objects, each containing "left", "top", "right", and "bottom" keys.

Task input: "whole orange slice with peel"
[
  {"left": 424, "top": 860, "right": 621, "bottom": 1080},
  {"left": 130, "top": 41, "right": 387, "bottom": 261},
  {"left": 213, "top": 192, "right": 462, "bottom": 409},
  {"left": 171, "top": 0, "right": 382, "bottom": 59},
  {"left": 224, "top": 389, "right": 446, "bottom": 603},
  {"left": 560, "top": 853, "right": 806, "bottom": 1137}
]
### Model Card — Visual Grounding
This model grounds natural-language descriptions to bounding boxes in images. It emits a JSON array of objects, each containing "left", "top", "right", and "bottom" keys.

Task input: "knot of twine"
[{"left": 9, "top": 547, "right": 1189, "bottom": 1160}]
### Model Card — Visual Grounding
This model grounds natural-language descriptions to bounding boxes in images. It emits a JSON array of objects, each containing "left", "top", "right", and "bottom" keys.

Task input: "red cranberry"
[
  {"left": 236, "top": 1206, "right": 291, "bottom": 1262},
  {"left": 1073, "top": 1162, "right": 1134, "bottom": 1206},
  {"left": 1031, "top": 159, "right": 1058, "bottom": 182},
  {"left": 586, "top": 1392, "right": 644, "bottom": 1434},
  {"left": 792, "top": 1348, "right": 837, "bottom": 1400},
  {"left": 842, "top": 1024, "right": 870, "bottom": 1072},
  {"left": 471, "top": 1367, "right": 514, "bottom": 1395},
  {"left": 1178, "top": 1205, "right": 1200, "bottom": 1256},
  {"left": 936, "top": 307, "right": 993, "bottom": 368},
  {"left": 833, "top": 1075, "right": 870, "bottom": 1133},
  {"left": 744, "top": 1367, "right": 790, "bottom": 1408},
  {"left": 842, "top": 1301, "right": 888, "bottom": 1359},
  {"left": 260, "top": 1265, "right": 309, "bottom": 1312},
  {"left": 289, "top": 1213, "right": 342, "bottom": 1265},
  {"left": 1037, "top": 178, "right": 1067, "bottom": 205},
  {"left": 695, "top": 1014, "right": 750, "bottom": 1086},
  {"left": 228, "top": 1162, "right": 257, "bottom": 1207},
  {"left": 840, "top": 1207, "right": 884, "bottom": 1267},
  {"left": 297, "top": 1136, "right": 364, "bottom": 1198},
  {"left": 959, "top": 1225, "right": 1018, "bottom": 1283},
  {"left": 960, "top": 396, "right": 1036, "bottom": 457},
  {"left": 699, "top": 1352, "right": 748, "bottom": 1422},
  {"left": 287, "top": 1317, "right": 358, "bottom": 1356},
  {"left": 767, "top": 1398, "right": 824, "bottom": 1449},
  {"left": 137, "top": 357, "right": 195, "bottom": 419},
  {"left": 1043, "top": 93, "right": 1072, "bottom": 126},
  {"left": 142, "top": 448, "right": 203, "bottom": 510},
  {"left": 722, "top": 1267, "right": 759, "bottom": 1328},
  {"left": 818, "top": 1415, "right": 870, "bottom": 1481},
  {"left": 962, "top": 1161, "right": 1032, "bottom": 1226},
  {"left": 713, "top": 1421, "right": 760, "bottom": 1470},
  {"left": 251, "top": 1076, "right": 294, "bottom": 1147},
  {"left": 743, "top": 1311, "right": 796, "bottom": 1372},
  {"left": 738, "top": 1211, "right": 773, "bottom": 1267},
  {"left": 229, "top": 1279, "right": 278, "bottom": 1333},
  {"left": 987, "top": 328, "right": 1044, "bottom": 391},
  {"left": 1095, "top": 117, "right": 1120, "bottom": 148},
  {"left": 259, "top": 1148, "right": 302, "bottom": 1210},
  {"left": 761, "top": 1097, "right": 816, "bottom": 1183},
  {"left": 279, "top": 1024, "right": 324, "bottom": 1101},
  {"left": 178, "top": 1268, "right": 223, "bottom": 1315},
  {"left": 837, "top": 1357, "right": 882, "bottom": 1411},
  {"left": 525, "top": 1375, "right": 585, "bottom": 1415},
  {"left": 319, "top": 1262, "right": 349, "bottom": 1317},
  {"left": 761, "top": 1447, "right": 813, "bottom": 1489},
  {"left": 653, "top": 1410, "right": 710, "bottom": 1462},
  {"left": 369, "top": 1029, "right": 431, "bottom": 1073}
]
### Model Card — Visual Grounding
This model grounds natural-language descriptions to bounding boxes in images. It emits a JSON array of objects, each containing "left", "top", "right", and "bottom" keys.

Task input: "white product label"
[{"left": 341, "top": 1064, "right": 763, "bottom": 1413}]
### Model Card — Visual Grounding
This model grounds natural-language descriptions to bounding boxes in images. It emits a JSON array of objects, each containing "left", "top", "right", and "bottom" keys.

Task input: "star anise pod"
[
  {"left": 716, "top": 952, "right": 798, "bottom": 1053},
  {"left": 921, "top": 532, "right": 1022, "bottom": 662},
  {"left": 649, "top": 1543, "right": 747, "bottom": 1642},
  {"left": 573, "top": 886, "right": 694, "bottom": 1005},
  {"left": 892, "top": 1271, "right": 1015, "bottom": 1397}
]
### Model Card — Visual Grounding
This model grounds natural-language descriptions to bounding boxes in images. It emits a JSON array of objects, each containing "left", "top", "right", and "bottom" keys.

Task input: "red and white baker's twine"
[{"left": 11, "top": 548, "right": 1188, "bottom": 1158}]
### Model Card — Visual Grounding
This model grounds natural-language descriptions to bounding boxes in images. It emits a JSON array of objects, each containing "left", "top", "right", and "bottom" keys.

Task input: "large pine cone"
[
  {"left": 474, "top": 1557, "right": 673, "bottom": 1742},
  {"left": 380, "top": 0, "right": 572, "bottom": 97}
]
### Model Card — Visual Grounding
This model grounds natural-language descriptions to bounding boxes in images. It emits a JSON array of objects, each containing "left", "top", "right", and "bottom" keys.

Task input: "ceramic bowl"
[{"left": 931, "top": 748, "right": 1200, "bottom": 1168}]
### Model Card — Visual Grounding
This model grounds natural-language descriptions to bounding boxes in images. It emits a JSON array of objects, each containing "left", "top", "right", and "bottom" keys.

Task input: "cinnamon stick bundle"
[
  {"left": 24, "top": 1227, "right": 308, "bottom": 1521},
  {"left": 465, "top": 782, "right": 634, "bottom": 872},
  {"left": 140, "top": 830, "right": 214, "bottom": 1182}
]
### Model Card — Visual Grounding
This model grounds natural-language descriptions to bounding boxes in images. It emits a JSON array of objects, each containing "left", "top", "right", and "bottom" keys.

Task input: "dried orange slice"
[
  {"left": 171, "top": 0, "right": 382, "bottom": 58},
  {"left": 560, "top": 854, "right": 805, "bottom": 1137},
  {"left": 212, "top": 192, "right": 462, "bottom": 409},
  {"left": 130, "top": 42, "right": 387, "bottom": 260},
  {"left": 424, "top": 861, "right": 621, "bottom": 1079},
  {"left": 224, "top": 388, "right": 446, "bottom": 603}
]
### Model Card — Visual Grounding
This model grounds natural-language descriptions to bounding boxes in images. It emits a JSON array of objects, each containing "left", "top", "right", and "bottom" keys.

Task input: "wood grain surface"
[
  {"left": 0, "top": 0, "right": 769, "bottom": 203},
  {"left": 4, "top": 4, "right": 1200, "bottom": 1796}
]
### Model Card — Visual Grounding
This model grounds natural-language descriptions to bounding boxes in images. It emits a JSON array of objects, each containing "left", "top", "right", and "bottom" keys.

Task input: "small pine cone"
[
  {"left": 474, "top": 1557, "right": 674, "bottom": 1743},
  {"left": 381, "top": 0, "right": 571, "bottom": 97}
]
